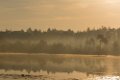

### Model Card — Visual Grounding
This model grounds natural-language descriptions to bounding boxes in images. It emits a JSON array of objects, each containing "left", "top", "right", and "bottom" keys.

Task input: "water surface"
[{"left": 0, "top": 53, "right": 120, "bottom": 80}]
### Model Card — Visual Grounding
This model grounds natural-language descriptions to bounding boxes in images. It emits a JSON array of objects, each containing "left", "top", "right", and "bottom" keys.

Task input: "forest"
[{"left": 0, "top": 26, "right": 120, "bottom": 55}]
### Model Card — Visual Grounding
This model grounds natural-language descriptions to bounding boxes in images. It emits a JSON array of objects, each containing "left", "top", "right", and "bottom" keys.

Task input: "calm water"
[{"left": 0, "top": 53, "right": 120, "bottom": 80}]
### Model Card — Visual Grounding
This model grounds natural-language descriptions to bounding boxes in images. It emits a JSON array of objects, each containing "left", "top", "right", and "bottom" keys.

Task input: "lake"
[{"left": 0, "top": 53, "right": 120, "bottom": 80}]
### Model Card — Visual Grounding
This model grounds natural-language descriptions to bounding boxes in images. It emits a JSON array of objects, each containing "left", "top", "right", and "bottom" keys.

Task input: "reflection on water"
[
  {"left": 0, "top": 70, "right": 120, "bottom": 80},
  {"left": 0, "top": 54, "right": 120, "bottom": 80},
  {"left": 0, "top": 70, "right": 87, "bottom": 80},
  {"left": 87, "top": 75, "right": 120, "bottom": 80}
]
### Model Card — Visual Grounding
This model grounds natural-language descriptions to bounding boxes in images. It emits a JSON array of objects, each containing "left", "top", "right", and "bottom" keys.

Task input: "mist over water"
[{"left": 0, "top": 0, "right": 120, "bottom": 80}]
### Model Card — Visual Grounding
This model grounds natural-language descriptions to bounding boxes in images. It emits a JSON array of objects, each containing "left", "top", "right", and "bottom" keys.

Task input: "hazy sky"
[{"left": 0, "top": 0, "right": 120, "bottom": 31}]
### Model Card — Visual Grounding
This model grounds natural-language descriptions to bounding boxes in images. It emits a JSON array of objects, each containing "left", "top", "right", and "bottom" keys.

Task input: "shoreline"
[{"left": 0, "top": 52, "right": 119, "bottom": 58}]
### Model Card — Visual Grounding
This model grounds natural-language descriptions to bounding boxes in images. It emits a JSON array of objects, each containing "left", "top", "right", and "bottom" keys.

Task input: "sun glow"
[{"left": 105, "top": 0, "right": 120, "bottom": 4}]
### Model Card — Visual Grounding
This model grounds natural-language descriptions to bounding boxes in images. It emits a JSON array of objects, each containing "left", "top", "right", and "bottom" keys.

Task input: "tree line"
[{"left": 0, "top": 26, "right": 120, "bottom": 55}]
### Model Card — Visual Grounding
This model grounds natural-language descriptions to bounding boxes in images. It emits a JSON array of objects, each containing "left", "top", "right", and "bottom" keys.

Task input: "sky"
[{"left": 0, "top": 0, "right": 120, "bottom": 31}]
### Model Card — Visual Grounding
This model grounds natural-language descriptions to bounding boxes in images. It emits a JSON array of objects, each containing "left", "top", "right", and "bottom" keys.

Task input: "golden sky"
[{"left": 0, "top": 0, "right": 120, "bottom": 31}]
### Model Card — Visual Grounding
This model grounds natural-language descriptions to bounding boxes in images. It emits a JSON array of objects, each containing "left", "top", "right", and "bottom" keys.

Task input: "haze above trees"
[{"left": 0, "top": 26, "right": 120, "bottom": 55}]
